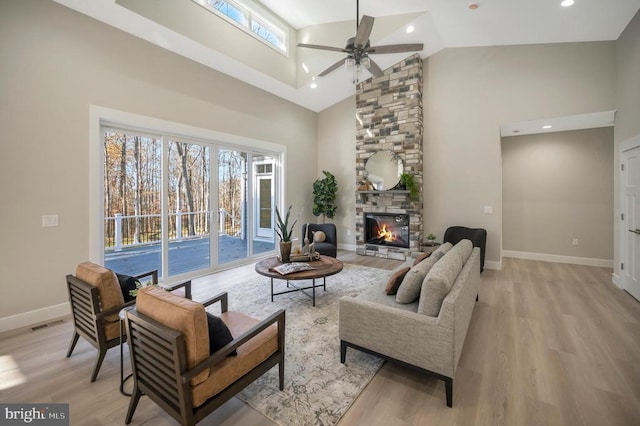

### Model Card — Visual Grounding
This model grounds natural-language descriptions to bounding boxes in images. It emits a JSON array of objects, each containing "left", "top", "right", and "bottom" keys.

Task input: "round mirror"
[{"left": 365, "top": 151, "right": 403, "bottom": 190}]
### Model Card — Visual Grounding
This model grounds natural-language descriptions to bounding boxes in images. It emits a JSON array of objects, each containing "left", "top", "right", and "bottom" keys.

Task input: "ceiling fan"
[{"left": 297, "top": 0, "right": 424, "bottom": 80}]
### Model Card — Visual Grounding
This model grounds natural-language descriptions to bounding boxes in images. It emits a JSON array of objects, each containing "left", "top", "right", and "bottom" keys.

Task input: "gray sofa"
[{"left": 338, "top": 240, "right": 481, "bottom": 407}]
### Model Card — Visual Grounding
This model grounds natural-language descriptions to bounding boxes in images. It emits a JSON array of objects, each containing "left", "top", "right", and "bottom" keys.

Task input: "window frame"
[{"left": 193, "top": 0, "right": 289, "bottom": 56}]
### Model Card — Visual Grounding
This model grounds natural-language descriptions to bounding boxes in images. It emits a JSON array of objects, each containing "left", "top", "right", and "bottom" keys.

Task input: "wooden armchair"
[
  {"left": 124, "top": 287, "right": 285, "bottom": 426},
  {"left": 65, "top": 261, "right": 191, "bottom": 382}
]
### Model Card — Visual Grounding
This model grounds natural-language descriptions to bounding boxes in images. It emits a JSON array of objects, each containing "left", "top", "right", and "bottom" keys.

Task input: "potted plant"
[
  {"left": 275, "top": 205, "right": 297, "bottom": 262},
  {"left": 426, "top": 233, "right": 437, "bottom": 245},
  {"left": 399, "top": 173, "right": 419, "bottom": 202},
  {"left": 312, "top": 171, "right": 338, "bottom": 223}
]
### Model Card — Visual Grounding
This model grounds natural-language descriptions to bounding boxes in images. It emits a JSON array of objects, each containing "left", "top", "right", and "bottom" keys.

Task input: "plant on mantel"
[{"left": 399, "top": 173, "right": 419, "bottom": 202}]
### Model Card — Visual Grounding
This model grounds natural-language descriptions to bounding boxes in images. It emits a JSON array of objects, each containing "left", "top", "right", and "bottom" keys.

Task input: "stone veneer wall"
[{"left": 355, "top": 54, "right": 423, "bottom": 259}]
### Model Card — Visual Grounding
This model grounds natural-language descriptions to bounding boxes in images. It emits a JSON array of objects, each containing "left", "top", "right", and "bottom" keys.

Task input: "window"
[
  {"left": 93, "top": 107, "right": 284, "bottom": 283},
  {"left": 194, "top": 0, "right": 288, "bottom": 54}
]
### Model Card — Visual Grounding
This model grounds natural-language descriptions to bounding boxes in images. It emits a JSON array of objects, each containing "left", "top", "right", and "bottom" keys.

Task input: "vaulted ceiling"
[{"left": 54, "top": 0, "right": 640, "bottom": 113}]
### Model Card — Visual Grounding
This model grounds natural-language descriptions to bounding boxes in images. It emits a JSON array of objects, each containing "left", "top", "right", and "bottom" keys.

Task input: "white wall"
[
  {"left": 0, "top": 0, "right": 317, "bottom": 328},
  {"left": 502, "top": 127, "right": 614, "bottom": 263},
  {"left": 317, "top": 96, "right": 356, "bottom": 248},
  {"left": 318, "top": 42, "right": 616, "bottom": 269},
  {"left": 424, "top": 43, "right": 615, "bottom": 269}
]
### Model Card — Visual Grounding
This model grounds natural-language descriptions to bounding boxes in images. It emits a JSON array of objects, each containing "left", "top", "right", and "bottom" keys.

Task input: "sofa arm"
[{"left": 339, "top": 296, "right": 456, "bottom": 377}]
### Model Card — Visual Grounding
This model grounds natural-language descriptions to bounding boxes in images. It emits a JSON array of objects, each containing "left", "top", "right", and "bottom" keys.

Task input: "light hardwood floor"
[{"left": 1, "top": 252, "right": 639, "bottom": 425}]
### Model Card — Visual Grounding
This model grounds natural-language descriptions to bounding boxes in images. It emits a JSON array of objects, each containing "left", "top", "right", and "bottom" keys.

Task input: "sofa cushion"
[
  {"left": 357, "top": 282, "right": 420, "bottom": 313},
  {"left": 384, "top": 266, "right": 411, "bottom": 295},
  {"left": 418, "top": 239, "right": 473, "bottom": 316},
  {"left": 136, "top": 286, "right": 210, "bottom": 385},
  {"left": 396, "top": 242, "right": 452, "bottom": 304}
]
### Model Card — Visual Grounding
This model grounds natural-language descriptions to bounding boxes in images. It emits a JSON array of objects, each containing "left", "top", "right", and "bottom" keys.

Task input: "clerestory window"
[{"left": 194, "top": 0, "right": 288, "bottom": 54}]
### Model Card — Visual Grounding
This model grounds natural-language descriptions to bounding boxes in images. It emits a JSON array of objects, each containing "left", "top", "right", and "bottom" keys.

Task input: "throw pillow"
[
  {"left": 115, "top": 273, "right": 140, "bottom": 303},
  {"left": 418, "top": 239, "right": 473, "bottom": 316},
  {"left": 206, "top": 313, "right": 237, "bottom": 356},
  {"left": 413, "top": 252, "right": 431, "bottom": 266},
  {"left": 313, "top": 230, "right": 326, "bottom": 242},
  {"left": 395, "top": 242, "right": 453, "bottom": 304},
  {"left": 384, "top": 266, "right": 411, "bottom": 295}
]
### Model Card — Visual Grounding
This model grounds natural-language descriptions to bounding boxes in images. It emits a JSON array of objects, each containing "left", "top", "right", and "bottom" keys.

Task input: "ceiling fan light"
[
  {"left": 345, "top": 57, "right": 356, "bottom": 69},
  {"left": 360, "top": 56, "right": 371, "bottom": 69}
]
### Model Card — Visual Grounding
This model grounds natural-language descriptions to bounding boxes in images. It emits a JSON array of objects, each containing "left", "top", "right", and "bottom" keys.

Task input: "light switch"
[
  {"left": 483, "top": 206, "right": 493, "bottom": 214},
  {"left": 42, "top": 215, "right": 59, "bottom": 227}
]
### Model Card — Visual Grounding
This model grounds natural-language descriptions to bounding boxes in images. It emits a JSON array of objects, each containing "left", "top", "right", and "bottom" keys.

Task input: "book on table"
[{"left": 271, "top": 262, "right": 314, "bottom": 275}]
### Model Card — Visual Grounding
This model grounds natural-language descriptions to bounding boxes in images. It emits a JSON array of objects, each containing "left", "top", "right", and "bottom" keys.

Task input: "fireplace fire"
[{"left": 364, "top": 213, "right": 410, "bottom": 248}]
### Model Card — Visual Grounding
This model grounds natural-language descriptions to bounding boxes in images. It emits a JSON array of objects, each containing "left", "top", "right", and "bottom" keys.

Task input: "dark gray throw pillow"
[
  {"left": 206, "top": 313, "right": 237, "bottom": 356},
  {"left": 115, "top": 273, "right": 140, "bottom": 303}
]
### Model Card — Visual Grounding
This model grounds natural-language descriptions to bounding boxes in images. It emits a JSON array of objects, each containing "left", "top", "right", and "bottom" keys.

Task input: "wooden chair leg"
[
  {"left": 279, "top": 358, "right": 285, "bottom": 391},
  {"left": 66, "top": 332, "right": 79, "bottom": 358},
  {"left": 90, "top": 349, "right": 107, "bottom": 383},
  {"left": 125, "top": 386, "right": 142, "bottom": 424}
]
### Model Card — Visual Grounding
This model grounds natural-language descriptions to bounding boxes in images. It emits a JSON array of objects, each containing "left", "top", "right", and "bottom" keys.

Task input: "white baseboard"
[
  {"left": 484, "top": 260, "right": 502, "bottom": 271},
  {"left": 502, "top": 250, "right": 613, "bottom": 268},
  {"left": 338, "top": 243, "right": 358, "bottom": 252},
  {"left": 0, "top": 302, "right": 70, "bottom": 334},
  {"left": 612, "top": 273, "right": 622, "bottom": 288}
]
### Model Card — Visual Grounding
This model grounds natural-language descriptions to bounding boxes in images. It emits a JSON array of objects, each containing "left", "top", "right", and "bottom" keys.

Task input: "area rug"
[{"left": 203, "top": 263, "right": 391, "bottom": 426}]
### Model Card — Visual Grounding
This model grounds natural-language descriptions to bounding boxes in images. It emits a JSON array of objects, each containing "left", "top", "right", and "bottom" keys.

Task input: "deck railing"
[{"left": 105, "top": 209, "right": 241, "bottom": 251}]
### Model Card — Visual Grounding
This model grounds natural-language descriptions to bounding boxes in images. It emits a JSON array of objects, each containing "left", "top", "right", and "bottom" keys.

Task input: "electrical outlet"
[{"left": 572, "top": 238, "right": 578, "bottom": 246}]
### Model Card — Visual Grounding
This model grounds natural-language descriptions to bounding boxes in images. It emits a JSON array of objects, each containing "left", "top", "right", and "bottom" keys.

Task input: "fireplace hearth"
[{"left": 364, "top": 213, "right": 410, "bottom": 249}]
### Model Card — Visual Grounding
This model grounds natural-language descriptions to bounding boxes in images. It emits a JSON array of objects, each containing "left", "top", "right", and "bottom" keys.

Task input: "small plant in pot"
[{"left": 275, "top": 205, "right": 297, "bottom": 262}]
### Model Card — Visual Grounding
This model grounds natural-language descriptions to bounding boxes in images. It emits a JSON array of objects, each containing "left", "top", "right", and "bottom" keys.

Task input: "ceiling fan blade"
[
  {"left": 368, "top": 58, "right": 384, "bottom": 78},
  {"left": 368, "top": 43, "right": 424, "bottom": 54},
  {"left": 298, "top": 43, "right": 348, "bottom": 53},
  {"left": 319, "top": 58, "right": 347, "bottom": 77},
  {"left": 354, "top": 15, "right": 375, "bottom": 49}
]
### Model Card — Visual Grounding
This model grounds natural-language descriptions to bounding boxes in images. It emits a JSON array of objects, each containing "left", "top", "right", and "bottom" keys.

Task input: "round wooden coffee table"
[{"left": 255, "top": 255, "right": 343, "bottom": 306}]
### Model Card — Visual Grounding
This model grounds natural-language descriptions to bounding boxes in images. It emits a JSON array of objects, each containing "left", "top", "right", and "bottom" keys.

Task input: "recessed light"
[
  {"left": 310, "top": 82, "right": 317, "bottom": 89},
  {"left": 468, "top": 3, "right": 479, "bottom": 10},
  {"left": 543, "top": 125, "right": 552, "bottom": 129},
  {"left": 561, "top": 0, "right": 574, "bottom": 7},
  {"left": 406, "top": 25, "right": 415, "bottom": 33}
]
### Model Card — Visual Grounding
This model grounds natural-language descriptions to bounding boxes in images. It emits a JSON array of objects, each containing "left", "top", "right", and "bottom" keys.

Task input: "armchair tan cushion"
[
  {"left": 191, "top": 311, "right": 278, "bottom": 407},
  {"left": 136, "top": 286, "right": 210, "bottom": 385},
  {"left": 75, "top": 261, "right": 124, "bottom": 340}
]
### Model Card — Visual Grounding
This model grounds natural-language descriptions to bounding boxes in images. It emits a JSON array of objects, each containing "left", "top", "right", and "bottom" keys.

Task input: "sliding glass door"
[
  {"left": 102, "top": 127, "right": 279, "bottom": 281},
  {"left": 167, "top": 139, "right": 211, "bottom": 276},
  {"left": 217, "top": 148, "right": 248, "bottom": 265}
]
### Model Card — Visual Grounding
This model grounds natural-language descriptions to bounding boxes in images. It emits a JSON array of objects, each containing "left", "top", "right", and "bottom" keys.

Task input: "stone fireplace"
[{"left": 355, "top": 54, "right": 423, "bottom": 260}]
